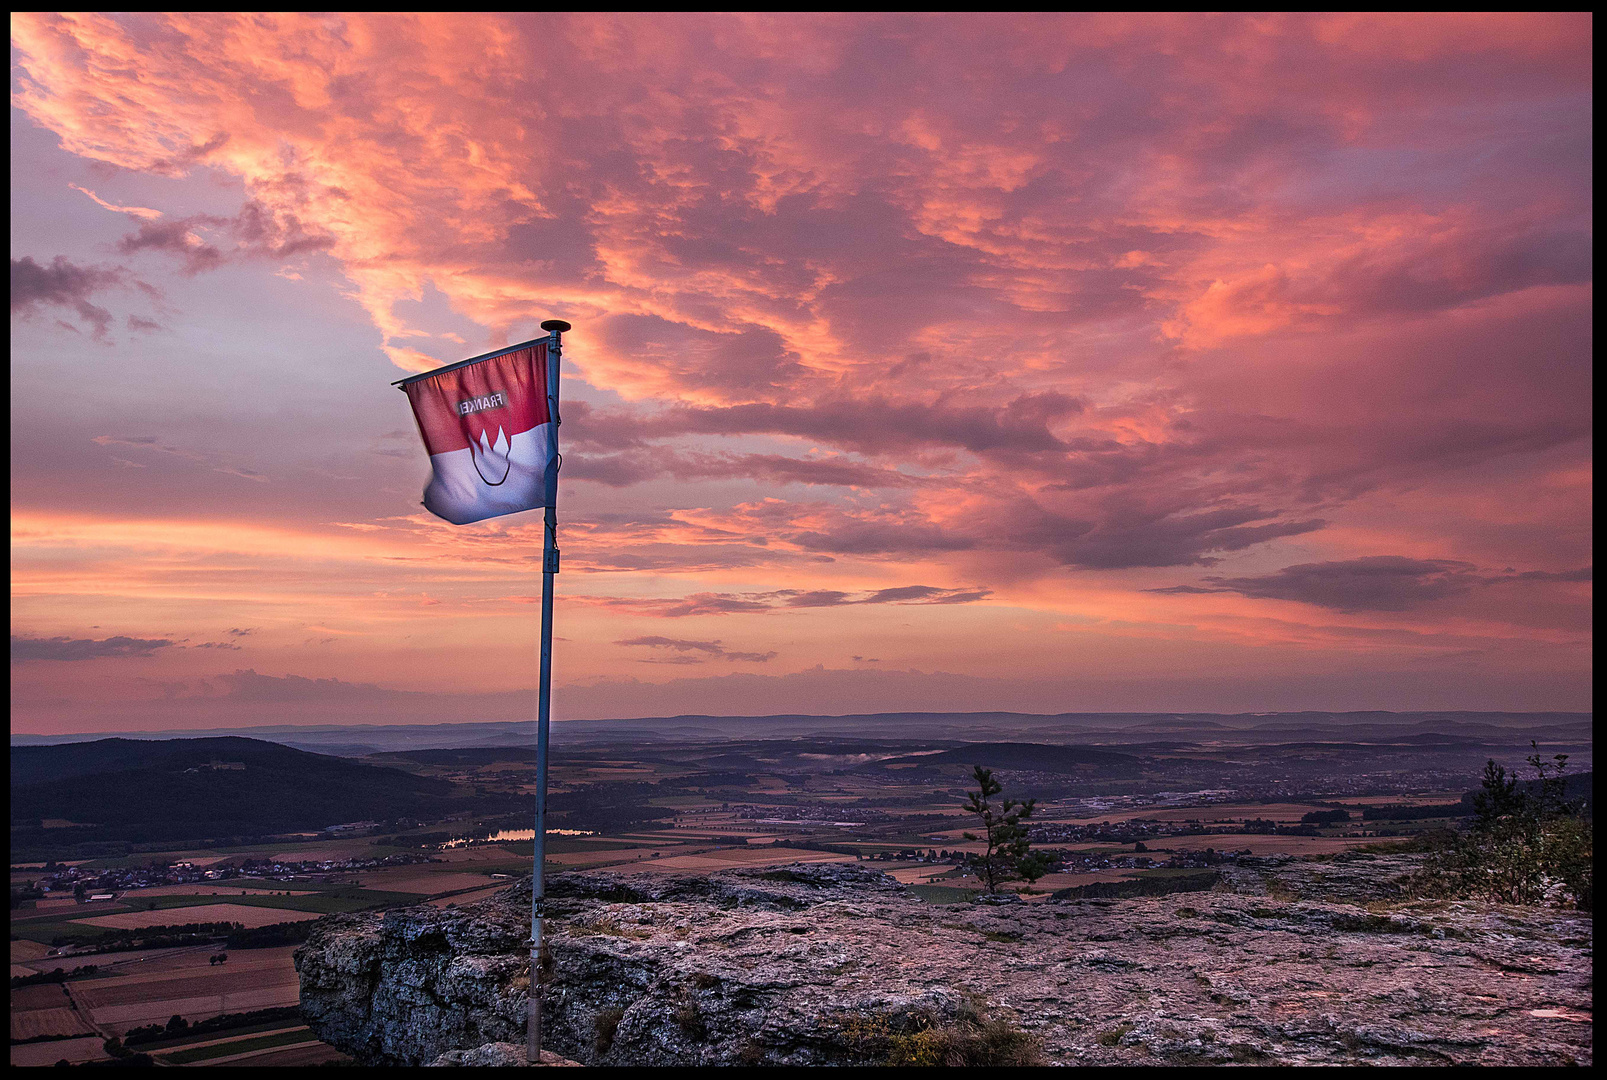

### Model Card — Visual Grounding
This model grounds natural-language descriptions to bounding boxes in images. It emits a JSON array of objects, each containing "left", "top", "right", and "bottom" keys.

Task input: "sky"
[{"left": 9, "top": 13, "right": 1592, "bottom": 735}]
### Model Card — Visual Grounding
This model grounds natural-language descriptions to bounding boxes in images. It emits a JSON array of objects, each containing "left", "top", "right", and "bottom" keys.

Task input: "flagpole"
[{"left": 530, "top": 318, "right": 568, "bottom": 1066}]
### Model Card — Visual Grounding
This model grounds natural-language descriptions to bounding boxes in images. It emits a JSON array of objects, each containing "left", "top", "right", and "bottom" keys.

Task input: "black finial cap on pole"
[{"left": 540, "top": 320, "right": 572, "bottom": 334}]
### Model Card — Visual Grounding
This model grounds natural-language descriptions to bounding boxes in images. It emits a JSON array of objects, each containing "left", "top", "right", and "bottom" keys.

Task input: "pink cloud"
[{"left": 7, "top": 13, "right": 1591, "bottom": 724}]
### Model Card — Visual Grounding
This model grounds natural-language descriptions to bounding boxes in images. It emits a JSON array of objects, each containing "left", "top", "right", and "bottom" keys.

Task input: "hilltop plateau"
[{"left": 295, "top": 859, "right": 1592, "bottom": 1067}]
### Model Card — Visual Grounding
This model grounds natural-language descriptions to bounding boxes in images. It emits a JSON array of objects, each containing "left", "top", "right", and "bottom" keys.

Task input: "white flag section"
[{"left": 401, "top": 342, "right": 557, "bottom": 525}]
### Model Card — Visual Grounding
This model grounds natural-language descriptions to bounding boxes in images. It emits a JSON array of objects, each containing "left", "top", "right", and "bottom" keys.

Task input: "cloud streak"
[
  {"left": 579, "top": 585, "right": 992, "bottom": 618},
  {"left": 1150, "top": 558, "right": 1594, "bottom": 612},
  {"left": 12, "top": 635, "right": 175, "bottom": 661},
  {"left": 615, "top": 636, "right": 778, "bottom": 664}
]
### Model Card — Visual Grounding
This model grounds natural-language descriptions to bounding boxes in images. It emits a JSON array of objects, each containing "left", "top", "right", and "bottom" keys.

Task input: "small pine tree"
[{"left": 961, "top": 766, "right": 1038, "bottom": 894}]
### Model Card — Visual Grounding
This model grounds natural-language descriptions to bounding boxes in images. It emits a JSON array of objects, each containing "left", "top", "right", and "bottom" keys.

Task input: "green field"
[
  {"left": 160, "top": 1027, "right": 315, "bottom": 1064},
  {"left": 109, "top": 888, "right": 421, "bottom": 914},
  {"left": 542, "top": 837, "right": 641, "bottom": 853},
  {"left": 908, "top": 884, "right": 978, "bottom": 904},
  {"left": 10, "top": 886, "right": 423, "bottom": 944},
  {"left": 131, "top": 1020, "right": 303, "bottom": 1053},
  {"left": 77, "top": 842, "right": 420, "bottom": 869}
]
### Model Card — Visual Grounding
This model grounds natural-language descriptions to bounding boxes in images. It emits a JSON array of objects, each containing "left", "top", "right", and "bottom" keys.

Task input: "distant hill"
[
  {"left": 12, "top": 711, "right": 1590, "bottom": 755},
  {"left": 882, "top": 742, "right": 1141, "bottom": 774},
  {"left": 10, "top": 737, "right": 464, "bottom": 850}
]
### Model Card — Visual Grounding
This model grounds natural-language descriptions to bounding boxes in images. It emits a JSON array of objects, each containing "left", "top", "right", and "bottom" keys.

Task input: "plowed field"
[{"left": 74, "top": 903, "right": 324, "bottom": 929}]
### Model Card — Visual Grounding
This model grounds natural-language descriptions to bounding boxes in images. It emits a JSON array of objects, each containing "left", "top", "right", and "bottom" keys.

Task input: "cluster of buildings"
[
  {"left": 733, "top": 803, "right": 894, "bottom": 824},
  {"left": 29, "top": 851, "right": 438, "bottom": 900}
]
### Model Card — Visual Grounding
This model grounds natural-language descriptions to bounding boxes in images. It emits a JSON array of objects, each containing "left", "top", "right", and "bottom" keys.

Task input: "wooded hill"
[{"left": 10, "top": 737, "right": 476, "bottom": 856}]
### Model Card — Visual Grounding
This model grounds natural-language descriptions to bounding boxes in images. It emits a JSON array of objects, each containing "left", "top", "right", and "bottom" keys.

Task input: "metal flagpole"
[{"left": 529, "top": 318, "right": 568, "bottom": 1065}]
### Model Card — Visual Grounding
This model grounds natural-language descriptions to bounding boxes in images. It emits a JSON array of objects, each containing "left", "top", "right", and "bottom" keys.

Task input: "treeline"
[
  {"left": 659, "top": 772, "right": 756, "bottom": 790},
  {"left": 123, "top": 1006, "right": 301, "bottom": 1047},
  {"left": 41, "top": 916, "right": 321, "bottom": 957},
  {"left": 783, "top": 840, "right": 863, "bottom": 856},
  {"left": 1359, "top": 803, "right": 1469, "bottom": 821},
  {"left": 48, "top": 920, "right": 244, "bottom": 951},
  {"left": 11, "top": 964, "right": 99, "bottom": 989},
  {"left": 225, "top": 920, "right": 318, "bottom": 949}
]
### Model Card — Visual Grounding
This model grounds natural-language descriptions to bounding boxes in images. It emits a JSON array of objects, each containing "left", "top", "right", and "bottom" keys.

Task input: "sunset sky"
[{"left": 10, "top": 13, "right": 1592, "bottom": 734}]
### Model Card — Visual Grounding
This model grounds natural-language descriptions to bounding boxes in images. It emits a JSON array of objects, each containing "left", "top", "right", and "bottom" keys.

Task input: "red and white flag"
[{"left": 401, "top": 343, "right": 556, "bottom": 524}]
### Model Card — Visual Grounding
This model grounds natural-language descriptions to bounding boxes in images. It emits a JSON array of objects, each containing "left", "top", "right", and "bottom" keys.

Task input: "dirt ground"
[
  {"left": 10, "top": 1006, "right": 100, "bottom": 1041},
  {"left": 883, "top": 865, "right": 953, "bottom": 885},
  {"left": 10, "top": 1034, "right": 108, "bottom": 1066},
  {"left": 426, "top": 884, "right": 509, "bottom": 908},
  {"left": 238, "top": 1041, "right": 352, "bottom": 1065},
  {"left": 15, "top": 897, "right": 127, "bottom": 921},
  {"left": 127, "top": 884, "right": 319, "bottom": 897},
  {"left": 72, "top": 952, "right": 301, "bottom": 1032},
  {"left": 95, "top": 944, "right": 299, "bottom": 979},
  {"left": 74, "top": 903, "right": 325, "bottom": 930},
  {"left": 546, "top": 847, "right": 666, "bottom": 866},
  {"left": 435, "top": 845, "right": 521, "bottom": 864},
  {"left": 11, "top": 983, "right": 101, "bottom": 1041},
  {"left": 356, "top": 871, "right": 503, "bottom": 894},
  {"left": 13, "top": 983, "right": 76, "bottom": 1010},
  {"left": 11, "top": 939, "right": 52, "bottom": 961},
  {"left": 28, "top": 897, "right": 93, "bottom": 913},
  {"left": 87, "top": 983, "right": 302, "bottom": 1031},
  {"left": 639, "top": 849, "right": 856, "bottom": 873}
]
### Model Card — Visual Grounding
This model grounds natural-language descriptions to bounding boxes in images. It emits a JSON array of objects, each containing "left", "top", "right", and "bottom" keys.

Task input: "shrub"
[
  {"left": 1406, "top": 745, "right": 1592, "bottom": 910},
  {"left": 845, "top": 998, "right": 1043, "bottom": 1066}
]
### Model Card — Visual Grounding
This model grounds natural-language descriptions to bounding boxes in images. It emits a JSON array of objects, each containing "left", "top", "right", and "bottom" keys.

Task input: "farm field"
[
  {"left": 12, "top": 982, "right": 100, "bottom": 1041},
  {"left": 355, "top": 871, "right": 506, "bottom": 894},
  {"left": 1156, "top": 833, "right": 1374, "bottom": 855},
  {"left": 128, "top": 884, "right": 319, "bottom": 897},
  {"left": 545, "top": 846, "right": 677, "bottom": 866},
  {"left": 11, "top": 1035, "right": 110, "bottom": 1067},
  {"left": 74, "top": 904, "right": 328, "bottom": 930},
  {"left": 639, "top": 848, "right": 857, "bottom": 873},
  {"left": 69, "top": 946, "right": 302, "bottom": 1031},
  {"left": 435, "top": 845, "right": 524, "bottom": 864},
  {"left": 426, "top": 884, "right": 508, "bottom": 907},
  {"left": 12, "top": 939, "right": 52, "bottom": 962},
  {"left": 15, "top": 716, "right": 1575, "bottom": 1067},
  {"left": 1050, "top": 802, "right": 1340, "bottom": 825}
]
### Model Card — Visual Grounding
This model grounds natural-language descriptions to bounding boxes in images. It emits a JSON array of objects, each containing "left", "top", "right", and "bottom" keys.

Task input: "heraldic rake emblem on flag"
[{"left": 397, "top": 341, "right": 559, "bottom": 524}]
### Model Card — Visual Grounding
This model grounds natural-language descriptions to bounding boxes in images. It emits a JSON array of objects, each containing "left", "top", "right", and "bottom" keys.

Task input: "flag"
[{"left": 400, "top": 342, "right": 556, "bottom": 525}]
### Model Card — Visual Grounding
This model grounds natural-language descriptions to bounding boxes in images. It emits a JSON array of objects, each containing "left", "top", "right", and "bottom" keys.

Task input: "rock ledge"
[{"left": 296, "top": 861, "right": 1593, "bottom": 1067}]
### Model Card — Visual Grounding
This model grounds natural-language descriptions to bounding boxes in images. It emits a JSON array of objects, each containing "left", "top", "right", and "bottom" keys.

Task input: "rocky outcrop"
[
  {"left": 296, "top": 859, "right": 1593, "bottom": 1066},
  {"left": 428, "top": 1044, "right": 581, "bottom": 1067}
]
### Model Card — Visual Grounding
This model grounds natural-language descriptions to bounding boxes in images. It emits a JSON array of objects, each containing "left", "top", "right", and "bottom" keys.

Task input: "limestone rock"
[
  {"left": 296, "top": 860, "right": 1593, "bottom": 1067},
  {"left": 428, "top": 1043, "right": 581, "bottom": 1067}
]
